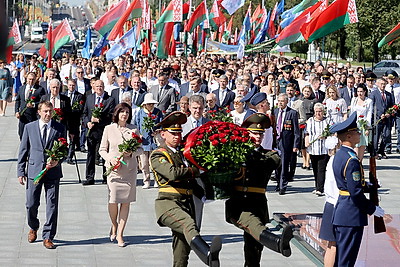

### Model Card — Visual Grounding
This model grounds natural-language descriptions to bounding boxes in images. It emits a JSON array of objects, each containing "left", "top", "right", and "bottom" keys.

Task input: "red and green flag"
[
  {"left": 184, "top": 1, "right": 208, "bottom": 33},
  {"left": 39, "top": 19, "right": 75, "bottom": 59},
  {"left": 93, "top": 0, "right": 128, "bottom": 36},
  {"left": 156, "top": 22, "right": 174, "bottom": 58},
  {"left": 378, "top": 22, "right": 400, "bottom": 48},
  {"left": 4, "top": 19, "right": 22, "bottom": 63},
  {"left": 275, "top": 1, "right": 322, "bottom": 47},
  {"left": 222, "top": 16, "right": 233, "bottom": 43},
  {"left": 108, "top": 0, "right": 142, "bottom": 40},
  {"left": 267, "top": 2, "right": 278, "bottom": 39},
  {"left": 209, "top": 0, "right": 226, "bottom": 31},
  {"left": 301, "top": 0, "right": 358, "bottom": 43},
  {"left": 155, "top": 0, "right": 182, "bottom": 27}
]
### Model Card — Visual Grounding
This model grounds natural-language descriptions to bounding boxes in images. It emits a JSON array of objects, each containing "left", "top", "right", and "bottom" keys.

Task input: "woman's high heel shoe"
[
  {"left": 110, "top": 227, "right": 117, "bottom": 242},
  {"left": 116, "top": 237, "right": 126, "bottom": 247}
]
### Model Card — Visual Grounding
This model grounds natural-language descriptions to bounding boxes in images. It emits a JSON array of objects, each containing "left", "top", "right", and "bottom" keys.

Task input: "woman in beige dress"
[{"left": 99, "top": 102, "right": 143, "bottom": 247}]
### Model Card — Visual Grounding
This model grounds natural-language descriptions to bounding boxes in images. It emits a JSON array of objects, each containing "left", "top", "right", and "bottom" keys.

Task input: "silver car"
[{"left": 369, "top": 60, "right": 400, "bottom": 77}]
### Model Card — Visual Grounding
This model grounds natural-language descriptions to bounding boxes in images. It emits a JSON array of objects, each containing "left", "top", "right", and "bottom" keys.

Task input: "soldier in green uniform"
[
  {"left": 225, "top": 113, "right": 294, "bottom": 267},
  {"left": 150, "top": 111, "right": 222, "bottom": 267}
]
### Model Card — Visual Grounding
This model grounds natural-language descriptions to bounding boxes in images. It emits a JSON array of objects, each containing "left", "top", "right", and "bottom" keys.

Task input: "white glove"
[
  {"left": 199, "top": 170, "right": 205, "bottom": 174},
  {"left": 373, "top": 206, "right": 385, "bottom": 217}
]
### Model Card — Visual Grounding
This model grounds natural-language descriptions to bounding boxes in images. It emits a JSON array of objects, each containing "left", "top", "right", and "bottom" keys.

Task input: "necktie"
[
  {"left": 315, "top": 91, "right": 319, "bottom": 100},
  {"left": 42, "top": 124, "right": 48, "bottom": 146},
  {"left": 196, "top": 120, "right": 200, "bottom": 127},
  {"left": 69, "top": 92, "right": 73, "bottom": 105},
  {"left": 220, "top": 90, "right": 226, "bottom": 105},
  {"left": 382, "top": 92, "right": 386, "bottom": 102},
  {"left": 277, "top": 109, "right": 283, "bottom": 139},
  {"left": 96, "top": 96, "right": 101, "bottom": 105},
  {"left": 159, "top": 87, "right": 165, "bottom": 99},
  {"left": 391, "top": 85, "right": 394, "bottom": 96},
  {"left": 51, "top": 96, "right": 55, "bottom": 107},
  {"left": 132, "top": 92, "right": 137, "bottom": 105}
]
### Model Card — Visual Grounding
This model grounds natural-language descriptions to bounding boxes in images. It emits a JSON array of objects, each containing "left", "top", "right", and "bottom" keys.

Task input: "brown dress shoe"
[
  {"left": 28, "top": 229, "right": 37, "bottom": 243},
  {"left": 43, "top": 239, "right": 56, "bottom": 249}
]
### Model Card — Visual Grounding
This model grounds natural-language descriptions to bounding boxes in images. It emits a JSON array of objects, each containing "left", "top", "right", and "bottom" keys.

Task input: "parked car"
[
  {"left": 30, "top": 26, "right": 44, "bottom": 42},
  {"left": 368, "top": 60, "right": 400, "bottom": 77}
]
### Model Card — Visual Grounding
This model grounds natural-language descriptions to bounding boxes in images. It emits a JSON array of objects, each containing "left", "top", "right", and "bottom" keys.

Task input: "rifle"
[{"left": 369, "top": 103, "right": 386, "bottom": 233}]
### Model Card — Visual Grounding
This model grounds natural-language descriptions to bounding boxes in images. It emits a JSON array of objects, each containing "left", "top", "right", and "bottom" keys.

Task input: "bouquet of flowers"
[
  {"left": 184, "top": 121, "right": 254, "bottom": 199},
  {"left": 142, "top": 112, "right": 159, "bottom": 132},
  {"left": 358, "top": 115, "right": 369, "bottom": 132},
  {"left": 206, "top": 106, "right": 233, "bottom": 123},
  {"left": 20, "top": 96, "right": 36, "bottom": 116},
  {"left": 87, "top": 103, "right": 104, "bottom": 136},
  {"left": 309, "top": 123, "right": 332, "bottom": 145},
  {"left": 374, "top": 104, "right": 399, "bottom": 126},
  {"left": 52, "top": 108, "right": 63, "bottom": 122},
  {"left": 34, "top": 138, "right": 69, "bottom": 184},
  {"left": 104, "top": 132, "right": 143, "bottom": 176},
  {"left": 72, "top": 100, "right": 85, "bottom": 110}
]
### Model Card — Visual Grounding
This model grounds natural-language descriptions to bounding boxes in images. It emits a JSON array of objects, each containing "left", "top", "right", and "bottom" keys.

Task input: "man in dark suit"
[
  {"left": 310, "top": 77, "right": 325, "bottom": 103},
  {"left": 370, "top": 78, "right": 395, "bottom": 159},
  {"left": 40, "top": 79, "right": 72, "bottom": 134},
  {"left": 17, "top": 101, "right": 66, "bottom": 249},
  {"left": 82, "top": 79, "right": 116, "bottom": 185},
  {"left": 111, "top": 75, "right": 132, "bottom": 104},
  {"left": 339, "top": 76, "right": 356, "bottom": 106},
  {"left": 62, "top": 79, "right": 85, "bottom": 164},
  {"left": 149, "top": 73, "right": 177, "bottom": 114},
  {"left": 185, "top": 77, "right": 207, "bottom": 100},
  {"left": 75, "top": 67, "right": 91, "bottom": 95},
  {"left": 130, "top": 76, "right": 146, "bottom": 107},
  {"left": 15, "top": 72, "right": 46, "bottom": 139},
  {"left": 212, "top": 75, "right": 235, "bottom": 108},
  {"left": 39, "top": 68, "right": 57, "bottom": 94},
  {"left": 274, "top": 93, "right": 300, "bottom": 195}
]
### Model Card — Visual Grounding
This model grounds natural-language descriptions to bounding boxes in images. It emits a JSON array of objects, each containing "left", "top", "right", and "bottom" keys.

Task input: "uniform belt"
[
  {"left": 0, "top": 78, "right": 7, "bottom": 80},
  {"left": 159, "top": 187, "right": 193, "bottom": 195},
  {"left": 339, "top": 190, "right": 350, "bottom": 196},
  {"left": 234, "top": 186, "right": 266, "bottom": 194}
]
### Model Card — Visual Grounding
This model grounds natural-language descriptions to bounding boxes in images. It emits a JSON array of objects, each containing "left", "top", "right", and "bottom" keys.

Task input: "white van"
[{"left": 30, "top": 27, "right": 44, "bottom": 42}]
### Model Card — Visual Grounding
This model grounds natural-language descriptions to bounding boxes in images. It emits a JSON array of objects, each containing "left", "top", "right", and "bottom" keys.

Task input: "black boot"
[
  {"left": 190, "top": 235, "right": 222, "bottom": 267},
  {"left": 259, "top": 225, "right": 293, "bottom": 257}
]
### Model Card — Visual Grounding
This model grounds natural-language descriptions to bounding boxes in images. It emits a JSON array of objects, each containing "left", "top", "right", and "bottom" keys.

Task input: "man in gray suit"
[
  {"left": 17, "top": 101, "right": 66, "bottom": 249},
  {"left": 182, "top": 95, "right": 210, "bottom": 229},
  {"left": 150, "top": 73, "right": 177, "bottom": 115},
  {"left": 339, "top": 76, "right": 356, "bottom": 106}
]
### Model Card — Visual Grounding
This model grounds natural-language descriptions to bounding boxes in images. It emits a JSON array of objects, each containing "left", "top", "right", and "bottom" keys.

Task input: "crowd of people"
[{"left": 8, "top": 51, "right": 397, "bottom": 266}]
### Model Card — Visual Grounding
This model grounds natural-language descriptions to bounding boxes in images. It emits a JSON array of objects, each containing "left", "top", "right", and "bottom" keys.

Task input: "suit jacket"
[
  {"left": 180, "top": 82, "right": 208, "bottom": 100},
  {"left": 83, "top": 92, "right": 116, "bottom": 140},
  {"left": 213, "top": 88, "right": 235, "bottom": 108},
  {"left": 274, "top": 107, "right": 300, "bottom": 150},
  {"left": 339, "top": 87, "right": 356, "bottom": 106},
  {"left": 39, "top": 80, "right": 51, "bottom": 94},
  {"left": 369, "top": 89, "right": 395, "bottom": 119},
  {"left": 15, "top": 84, "right": 46, "bottom": 123},
  {"left": 311, "top": 90, "right": 325, "bottom": 103},
  {"left": 182, "top": 116, "right": 211, "bottom": 137},
  {"left": 41, "top": 93, "right": 72, "bottom": 131},
  {"left": 185, "top": 91, "right": 207, "bottom": 100},
  {"left": 149, "top": 84, "right": 177, "bottom": 114},
  {"left": 131, "top": 88, "right": 146, "bottom": 107},
  {"left": 61, "top": 90, "right": 85, "bottom": 134},
  {"left": 17, "top": 120, "right": 66, "bottom": 180},
  {"left": 111, "top": 87, "right": 133, "bottom": 103}
]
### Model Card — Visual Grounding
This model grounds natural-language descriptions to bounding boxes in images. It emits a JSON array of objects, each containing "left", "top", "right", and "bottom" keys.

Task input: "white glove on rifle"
[{"left": 373, "top": 206, "right": 385, "bottom": 217}]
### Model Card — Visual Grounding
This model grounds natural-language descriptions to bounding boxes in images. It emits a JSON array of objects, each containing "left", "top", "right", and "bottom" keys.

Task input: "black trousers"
[
  {"left": 86, "top": 136, "right": 106, "bottom": 182},
  {"left": 374, "top": 120, "right": 391, "bottom": 155},
  {"left": 310, "top": 154, "right": 330, "bottom": 192}
]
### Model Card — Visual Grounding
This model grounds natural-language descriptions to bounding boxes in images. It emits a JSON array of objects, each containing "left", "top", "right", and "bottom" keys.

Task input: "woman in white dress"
[
  {"left": 230, "top": 95, "right": 248, "bottom": 126},
  {"left": 99, "top": 103, "right": 143, "bottom": 247},
  {"left": 324, "top": 85, "right": 348, "bottom": 125},
  {"left": 350, "top": 84, "right": 373, "bottom": 161}
]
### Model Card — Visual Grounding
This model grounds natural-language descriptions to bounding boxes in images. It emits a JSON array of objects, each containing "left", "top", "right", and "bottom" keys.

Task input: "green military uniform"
[
  {"left": 225, "top": 113, "right": 293, "bottom": 267},
  {"left": 150, "top": 111, "right": 221, "bottom": 267}
]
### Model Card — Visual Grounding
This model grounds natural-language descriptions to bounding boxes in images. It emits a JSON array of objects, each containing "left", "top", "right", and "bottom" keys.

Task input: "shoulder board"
[
  {"left": 347, "top": 151, "right": 358, "bottom": 160},
  {"left": 154, "top": 148, "right": 168, "bottom": 153}
]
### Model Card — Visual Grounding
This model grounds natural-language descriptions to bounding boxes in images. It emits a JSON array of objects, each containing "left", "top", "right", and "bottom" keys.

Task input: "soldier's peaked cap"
[
  {"left": 329, "top": 112, "right": 358, "bottom": 134},
  {"left": 241, "top": 113, "right": 271, "bottom": 132},
  {"left": 157, "top": 111, "right": 187, "bottom": 132}
]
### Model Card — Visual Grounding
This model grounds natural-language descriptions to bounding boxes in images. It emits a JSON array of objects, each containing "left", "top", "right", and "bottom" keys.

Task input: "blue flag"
[
  {"left": 276, "top": 0, "right": 285, "bottom": 17},
  {"left": 253, "top": 11, "right": 271, "bottom": 44},
  {"left": 106, "top": 26, "right": 137, "bottom": 61},
  {"left": 92, "top": 32, "right": 109, "bottom": 57},
  {"left": 81, "top": 28, "right": 92, "bottom": 59}
]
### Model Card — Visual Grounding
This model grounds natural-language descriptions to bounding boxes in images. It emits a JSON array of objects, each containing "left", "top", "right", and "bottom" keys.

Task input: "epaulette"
[
  {"left": 347, "top": 151, "right": 358, "bottom": 160},
  {"left": 154, "top": 148, "right": 168, "bottom": 153}
]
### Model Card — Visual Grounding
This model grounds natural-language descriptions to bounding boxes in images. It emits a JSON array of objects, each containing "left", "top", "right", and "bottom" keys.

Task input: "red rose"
[
  {"left": 394, "top": 105, "right": 398, "bottom": 109},
  {"left": 205, "top": 128, "right": 212, "bottom": 133},
  {"left": 94, "top": 104, "right": 98, "bottom": 108},
  {"left": 211, "top": 140, "right": 219, "bottom": 146},
  {"left": 196, "top": 141, "right": 202, "bottom": 146},
  {"left": 219, "top": 133, "right": 226, "bottom": 138},
  {"left": 31, "top": 96, "right": 36, "bottom": 99},
  {"left": 224, "top": 129, "right": 230, "bottom": 134},
  {"left": 209, "top": 135, "right": 215, "bottom": 141},
  {"left": 211, "top": 114, "right": 216, "bottom": 117},
  {"left": 80, "top": 100, "right": 84, "bottom": 105},
  {"left": 230, "top": 136, "right": 236, "bottom": 141},
  {"left": 233, "top": 130, "right": 239, "bottom": 136},
  {"left": 220, "top": 138, "right": 228, "bottom": 144},
  {"left": 198, "top": 128, "right": 205, "bottom": 134},
  {"left": 198, "top": 134, "right": 204, "bottom": 139},
  {"left": 359, "top": 115, "right": 364, "bottom": 118},
  {"left": 243, "top": 137, "right": 249, "bottom": 142},
  {"left": 162, "top": 110, "right": 166, "bottom": 114},
  {"left": 138, "top": 139, "right": 143, "bottom": 143},
  {"left": 99, "top": 103, "right": 104, "bottom": 108}
]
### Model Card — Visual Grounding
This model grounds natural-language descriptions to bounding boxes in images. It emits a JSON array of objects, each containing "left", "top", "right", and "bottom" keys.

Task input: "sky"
[{"left": 64, "top": 0, "right": 86, "bottom": 7}]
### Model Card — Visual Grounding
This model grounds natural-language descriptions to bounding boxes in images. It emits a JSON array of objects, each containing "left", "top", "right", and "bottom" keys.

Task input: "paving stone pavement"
[{"left": 1, "top": 103, "right": 399, "bottom": 267}]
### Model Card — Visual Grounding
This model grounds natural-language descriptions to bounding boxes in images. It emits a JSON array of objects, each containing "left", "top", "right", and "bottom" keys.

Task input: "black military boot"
[
  {"left": 259, "top": 225, "right": 293, "bottom": 257},
  {"left": 190, "top": 235, "right": 222, "bottom": 267}
]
